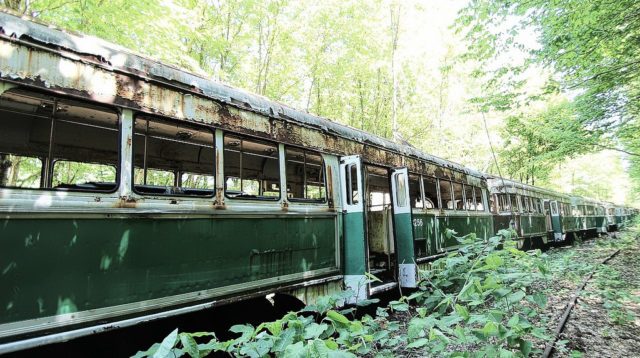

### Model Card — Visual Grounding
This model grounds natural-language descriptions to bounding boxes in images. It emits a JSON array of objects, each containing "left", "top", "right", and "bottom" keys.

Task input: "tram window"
[
  {"left": 134, "top": 168, "right": 174, "bottom": 187},
  {"left": 409, "top": 174, "right": 423, "bottom": 209},
  {"left": 509, "top": 194, "right": 519, "bottom": 212},
  {"left": 424, "top": 176, "right": 439, "bottom": 209},
  {"left": 439, "top": 179, "right": 453, "bottom": 209},
  {"left": 452, "top": 182, "right": 464, "bottom": 210},
  {"left": 464, "top": 185, "right": 475, "bottom": 210},
  {"left": 224, "top": 134, "right": 280, "bottom": 199},
  {"left": 498, "top": 194, "right": 510, "bottom": 212},
  {"left": 0, "top": 90, "right": 119, "bottom": 192},
  {"left": 344, "top": 163, "right": 360, "bottom": 205},
  {"left": 133, "top": 117, "right": 215, "bottom": 196},
  {"left": 285, "top": 147, "right": 326, "bottom": 201},
  {"left": 474, "top": 187, "right": 484, "bottom": 211},
  {"left": 52, "top": 161, "right": 116, "bottom": 189},
  {"left": 181, "top": 172, "right": 215, "bottom": 190},
  {"left": 523, "top": 196, "right": 531, "bottom": 213},
  {"left": 394, "top": 173, "right": 408, "bottom": 207},
  {"left": 0, "top": 154, "right": 41, "bottom": 188}
]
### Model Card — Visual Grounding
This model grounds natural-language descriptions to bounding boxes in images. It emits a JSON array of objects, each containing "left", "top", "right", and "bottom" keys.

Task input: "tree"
[{"left": 456, "top": 0, "right": 640, "bottom": 196}]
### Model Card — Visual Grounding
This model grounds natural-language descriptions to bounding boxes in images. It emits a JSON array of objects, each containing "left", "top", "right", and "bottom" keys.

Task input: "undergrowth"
[{"left": 134, "top": 229, "right": 553, "bottom": 358}]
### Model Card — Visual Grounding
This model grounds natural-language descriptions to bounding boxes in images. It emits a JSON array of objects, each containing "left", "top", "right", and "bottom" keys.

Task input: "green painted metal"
[
  {"left": 343, "top": 212, "right": 366, "bottom": 275},
  {"left": 439, "top": 215, "right": 493, "bottom": 250},
  {"left": 551, "top": 215, "right": 562, "bottom": 235},
  {"left": 0, "top": 215, "right": 338, "bottom": 325},
  {"left": 563, "top": 216, "right": 579, "bottom": 232},
  {"left": 518, "top": 215, "right": 547, "bottom": 237},
  {"left": 394, "top": 212, "right": 414, "bottom": 263},
  {"left": 412, "top": 213, "right": 493, "bottom": 258},
  {"left": 412, "top": 212, "right": 437, "bottom": 257}
]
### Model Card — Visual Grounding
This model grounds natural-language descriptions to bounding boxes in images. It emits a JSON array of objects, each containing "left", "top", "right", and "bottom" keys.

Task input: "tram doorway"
[{"left": 364, "top": 165, "right": 398, "bottom": 293}]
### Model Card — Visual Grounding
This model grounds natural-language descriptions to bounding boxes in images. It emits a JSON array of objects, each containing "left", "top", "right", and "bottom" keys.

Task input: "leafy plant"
[{"left": 134, "top": 230, "right": 552, "bottom": 358}]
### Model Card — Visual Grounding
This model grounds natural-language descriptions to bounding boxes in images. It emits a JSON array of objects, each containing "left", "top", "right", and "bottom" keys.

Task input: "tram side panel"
[{"left": 0, "top": 87, "right": 342, "bottom": 343}]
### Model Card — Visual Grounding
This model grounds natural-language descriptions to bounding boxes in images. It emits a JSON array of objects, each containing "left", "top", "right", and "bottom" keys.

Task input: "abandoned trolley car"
[{"left": 0, "top": 12, "right": 634, "bottom": 354}]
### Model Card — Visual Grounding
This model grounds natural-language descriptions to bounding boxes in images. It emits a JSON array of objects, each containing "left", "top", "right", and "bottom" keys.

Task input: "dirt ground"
[{"left": 542, "top": 229, "right": 640, "bottom": 357}]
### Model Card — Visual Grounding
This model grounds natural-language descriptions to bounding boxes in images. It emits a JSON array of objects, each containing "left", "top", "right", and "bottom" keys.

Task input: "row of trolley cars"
[{"left": 0, "top": 12, "right": 637, "bottom": 353}]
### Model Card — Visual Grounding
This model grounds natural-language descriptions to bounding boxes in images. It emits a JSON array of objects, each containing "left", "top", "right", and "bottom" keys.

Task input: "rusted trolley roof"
[
  {"left": 486, "top": 176, "right": 571, "bottom": 200},
  {"left": 0, "top": 11, "right": 484, "bottom": 179}
]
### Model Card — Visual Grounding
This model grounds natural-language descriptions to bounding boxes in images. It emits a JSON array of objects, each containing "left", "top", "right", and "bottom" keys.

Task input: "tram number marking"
[{"left": 412, "top": 218, "right": 424, "bottom": 227}]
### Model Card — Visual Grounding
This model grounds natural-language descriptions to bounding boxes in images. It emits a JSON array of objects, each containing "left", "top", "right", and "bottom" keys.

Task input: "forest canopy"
[{"left": 2, "top": 0, "right": 637, "bottom": 204}]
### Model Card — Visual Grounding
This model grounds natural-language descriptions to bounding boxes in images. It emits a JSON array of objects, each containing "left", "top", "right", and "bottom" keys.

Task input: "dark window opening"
[
  {"left": 409, "top": 174, "right": 422, "bottom": 209},
  {"left": 464, "top": 185, "right": 475, "bottom": 210},
  {"left": 498, "top": 194, "right": 511, "bottom": 212},
  {"left": 452, "top": 182, "right": 464, "bottom": 210},
  {"left": 424, "top": 176, "right": 439, "bottom": 209},
  {"left": 0, "top": 89, "right": 118, "bottom": 192},
  {"left": 224, "top": 134, "right": 279, "bottom": 200},
  {"left": 133, "top": 117, "right": 214, "bottom": 196},
  {"left": 285, "top": 147, "right": 326, "bottom": 202},
  {"left": 439, "top": 179, "right": 453, "bottom": 210},
  {"left": 474, "top": 187, "right": 484, "bottom": 211},
  {"left": 509, "top": 194, "right": 519, "bottom": 212}
]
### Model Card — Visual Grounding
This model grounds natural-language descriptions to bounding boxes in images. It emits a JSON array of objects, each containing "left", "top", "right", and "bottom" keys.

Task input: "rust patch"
[{"left": 113, "top": 196, "right": 137, "bottom": 208}]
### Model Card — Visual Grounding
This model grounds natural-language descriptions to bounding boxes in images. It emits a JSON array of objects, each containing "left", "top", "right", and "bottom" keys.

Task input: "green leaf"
[
  {"left": 153, "top": 329, "right": 178, "bottom": 358},
  {"left": 429, "top": 328, "right": 450, "bottom": 343},
  {"left": 407, "top": 338, "right": 429, "bottom": 348},
  {"left": 528, "top": 292, "right": 547, "bottom": 308},
  {"left": 485, "top": 254, "right": 504, "bottom": 268},
  {"left": 179, "top": 333, "right": 199, "bottom": 358},
  {"left": 304, "top": 323, "right": 328, "bottom": 339},
  {"left": 283, "top": 341, "right": 306, "bottom": 358},
  {"left": 389, "top": 300, "right": 410, "bottom": 312},
  {"left": 355, "top": 298, "right": 380, "bottom": 307},
  {"left": 520, "top": 339, "right": 532, "bottom": 357},
  {"left": 131, "top": 343, "right": 160, "bottom": 358},
  {"left": 455, "top": 304, "right": 470, "bottom": 320},
  {"left": 507, "top": 290, "right": 526, "bottom": 304},
  {"left": 481, "top": 322, "right": 499, "bottom": 337},
  {"left": 273, "top": 328, "right": 296, "bottom": 353},
  {"left": 507, "top": 314, "right": 520, "bottom": 327},
  {"left": 326, "top": 310, "right": 350, "bottom": 325}
]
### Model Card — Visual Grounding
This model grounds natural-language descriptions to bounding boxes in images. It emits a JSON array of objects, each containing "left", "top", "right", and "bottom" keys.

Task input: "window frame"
[
  {"left": 284, "top": 145, "right": 328, "bottom": 204},
  {"left": 439, "top": 179, "right": 454, "bottom": 210},
  {"left": 423, "top": 175, "right": 440, "bottom": 210},
  {"left": 0, "top": 90, "right": 121, "bottom": 194},
  {"left": 223, "top": 133, "right": 281, "bottom": 201},
  {"left": 132, "top": 115, "right": 216, "bottom": 198},
  {"left": 408, "top": 172, "right": 424, "bottom": 210}
]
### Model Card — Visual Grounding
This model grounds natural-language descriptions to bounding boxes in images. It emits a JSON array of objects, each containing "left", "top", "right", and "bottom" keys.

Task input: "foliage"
[
  {"left": 456, "top": 0, "right": 640, "bottom": 195},
  {"left": 133, "top": 230, "right": 550, "bottom": 357}
]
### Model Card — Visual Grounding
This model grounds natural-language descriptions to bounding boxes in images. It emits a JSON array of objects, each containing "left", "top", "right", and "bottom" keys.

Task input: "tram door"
[
  {"left": 364, "top": 165, "right": 400, "bottom": 293},
  {"left": 390, "top": 167, "right": 417, "bottom": 288},
  {"left": 340, "top": 155, "right": 368, "bottom": 303},
  {"left": 548, "top": 200, "right": 563, "bottom": 242}
]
